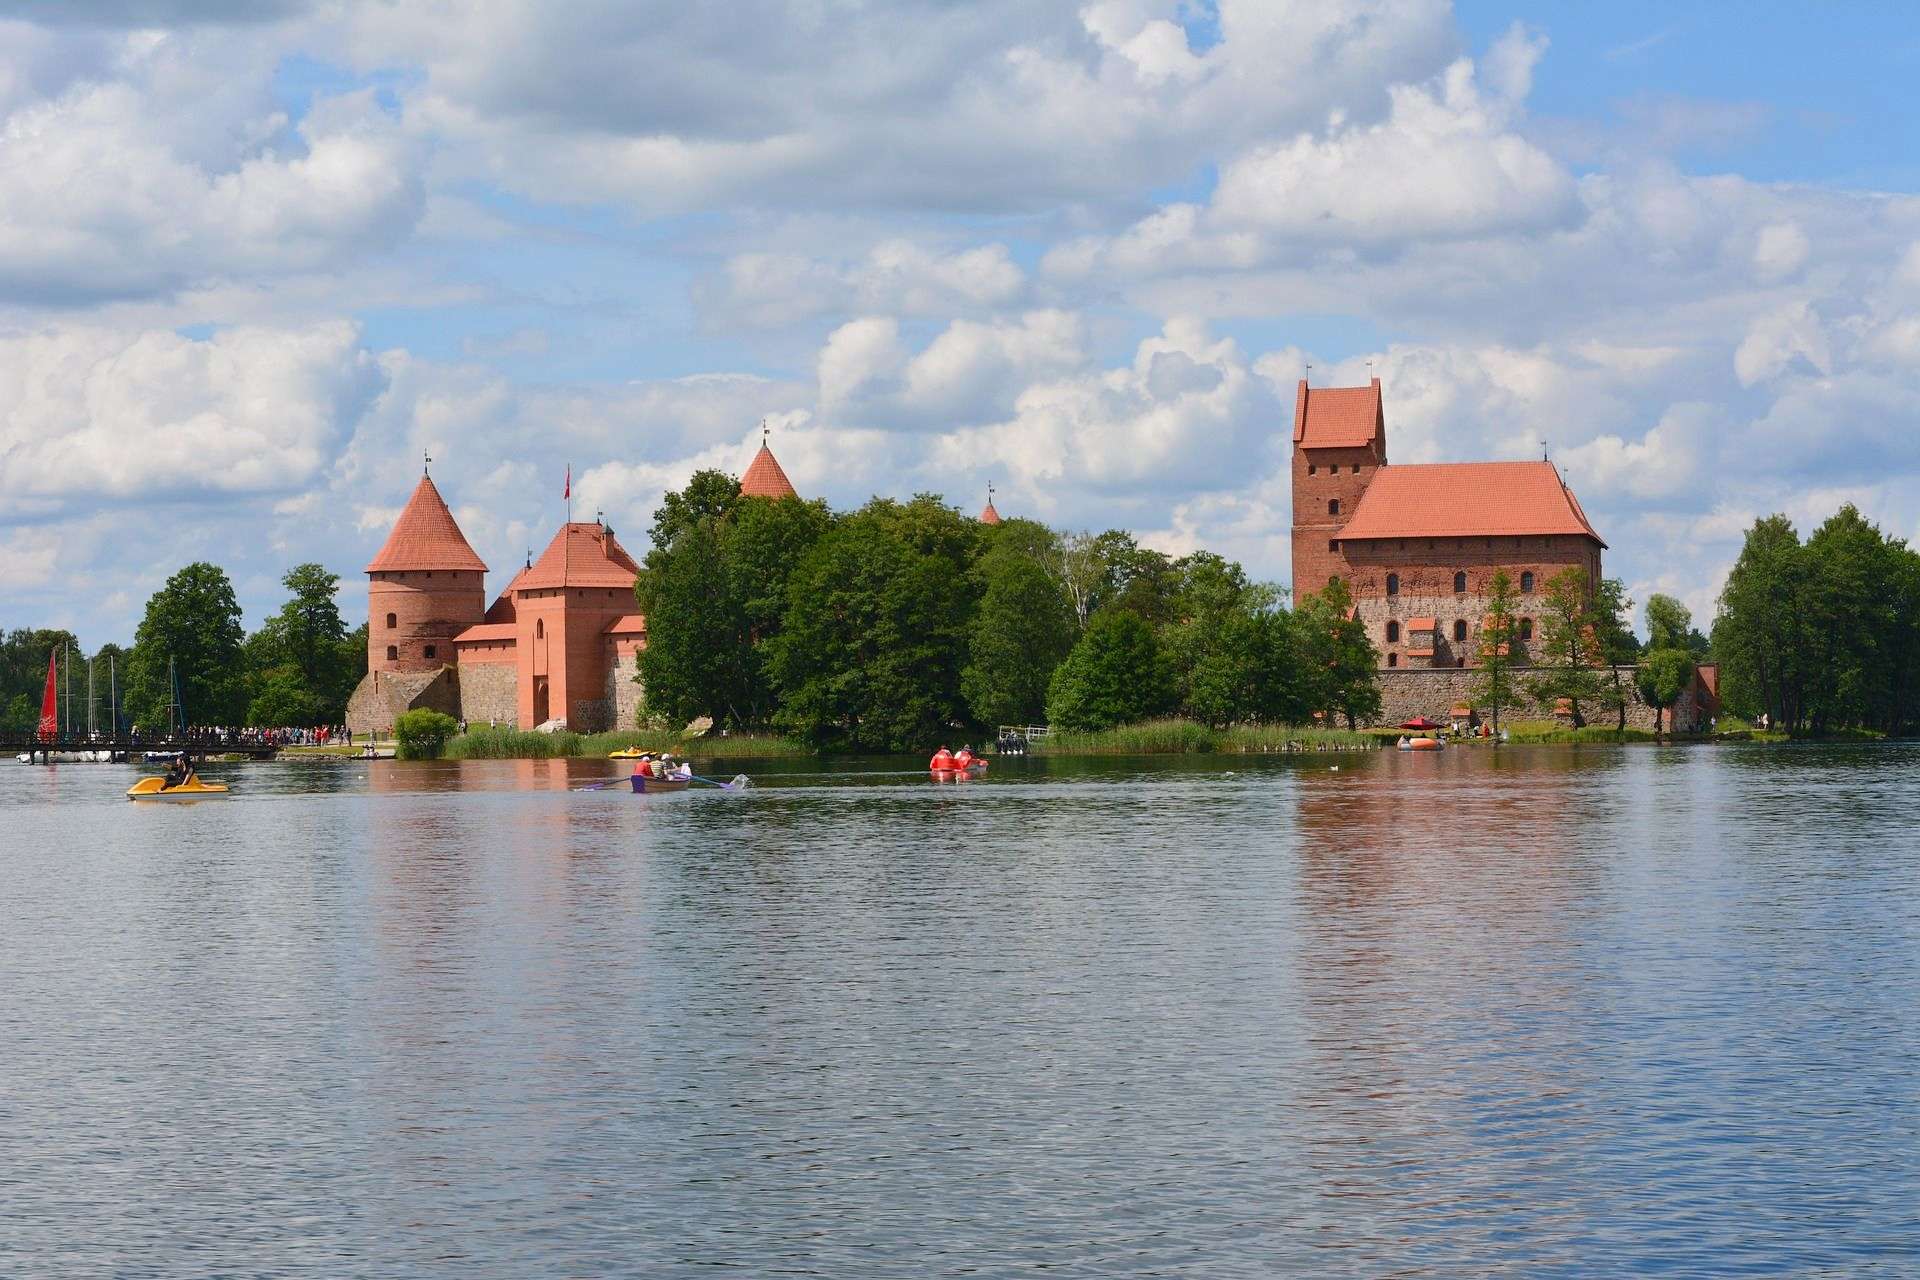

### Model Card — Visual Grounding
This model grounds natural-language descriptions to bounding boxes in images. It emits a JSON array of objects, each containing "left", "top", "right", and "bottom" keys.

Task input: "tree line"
[
  {"left": 634, "top": 473, "right": 1383, "bottom": 751},
  {"left": 1713, "top": 505, "right": 1920, "bottom": 735},
  {"left": 0, "top": 563, "right": 364, "bottom": 735}
]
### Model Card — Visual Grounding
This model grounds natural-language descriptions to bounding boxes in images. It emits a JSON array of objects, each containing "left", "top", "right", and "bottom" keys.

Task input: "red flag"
[
  {"left": 563, "top": 465, "right": 570, "bottom": 500},
  {"left": 36, "top": 649, "right": 57, "bottom": 741}
]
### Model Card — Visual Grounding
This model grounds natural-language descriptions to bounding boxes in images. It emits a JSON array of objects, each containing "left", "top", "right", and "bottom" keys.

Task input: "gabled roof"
[
  {"left": 366, "top": 475, "right": 488, "bottom": 573},
  {"left": 454, "top": 622, "right": 516, "bottom": 644},
  {"left": 517, "top": 522, "right": 641, "bottom": 591},
  {"left": 1294, "top": 378, "right": 1384, "bottom": 450},
  {"left": 1335, "top": 461, "right": 1606, "bottom": 547},
  {"left": 740, "top": 442, "right": 798, "bottom": 499},
  {"left": 979, "top": 499, "right": 1002, "bottom": 525}
]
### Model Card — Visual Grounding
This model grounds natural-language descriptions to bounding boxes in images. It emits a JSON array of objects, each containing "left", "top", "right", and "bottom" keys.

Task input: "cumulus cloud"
[
  {"left": 0, "top": 321, "right": 382, "bottom": 515},
  {"left": 0, "top": 30, "right": 424, "bottom": 303},
  {"left": 702, "top": 239, "right": 1026, "bottom": 330}
]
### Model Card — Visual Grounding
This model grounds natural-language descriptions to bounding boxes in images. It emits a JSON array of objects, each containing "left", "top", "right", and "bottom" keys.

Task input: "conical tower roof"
[
  {"left": 366, "top": 474, "right": 488, "bottom": 573},
  {"left": 979, "top": 499, "right": 1002, "bottom": 525},
  {"left": 740, "top": 441, "right": 798, "bottom": 500}
]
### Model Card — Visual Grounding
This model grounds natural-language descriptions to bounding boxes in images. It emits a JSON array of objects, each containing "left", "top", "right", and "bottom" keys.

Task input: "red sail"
[{"left": 36, "top": 649, "right": 57, "bottom": 740}]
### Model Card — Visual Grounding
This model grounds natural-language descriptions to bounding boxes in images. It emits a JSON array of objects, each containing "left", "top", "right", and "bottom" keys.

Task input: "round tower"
[{"left": 365, "top": 474, "right": 488, "bottom": 674}]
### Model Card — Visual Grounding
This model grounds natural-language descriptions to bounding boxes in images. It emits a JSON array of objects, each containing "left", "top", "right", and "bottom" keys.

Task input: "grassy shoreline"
[{"left": 1029, "top": 719, "right": 1378, "bottom": 755}]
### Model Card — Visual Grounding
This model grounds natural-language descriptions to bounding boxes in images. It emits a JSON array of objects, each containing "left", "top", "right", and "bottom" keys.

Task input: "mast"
[
  {"left": 110, "top": 653, "right": 118, "bottom": 738},
  {"left": 64, "top": 640, "right": 71, "bottom": 736},
  {"left": 88, "top": 657, "right": 95, "bottom": 738}
]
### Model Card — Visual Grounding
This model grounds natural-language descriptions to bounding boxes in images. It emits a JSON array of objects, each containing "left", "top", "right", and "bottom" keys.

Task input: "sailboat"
[{"left": 18, "top": 649, "right": 64, "bottom": 763}]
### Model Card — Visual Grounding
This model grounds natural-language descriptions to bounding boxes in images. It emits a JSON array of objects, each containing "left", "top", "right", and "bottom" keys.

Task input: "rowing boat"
[{"left": 630, "top": 773, "right": 691, "bottom": 793}]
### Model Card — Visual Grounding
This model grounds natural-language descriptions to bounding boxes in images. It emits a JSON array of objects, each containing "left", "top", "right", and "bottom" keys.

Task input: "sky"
[{"left": 3, "top": 0, "right": 1918, "bottom": 647}]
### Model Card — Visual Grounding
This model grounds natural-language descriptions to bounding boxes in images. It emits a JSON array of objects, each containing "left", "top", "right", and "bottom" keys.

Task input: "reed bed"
[
  {"left": 1030, "top": 718, "right": 1378, "bottom": 755},
  {"left": 444, "top": 727, "right": 808, "bottom": 759}
]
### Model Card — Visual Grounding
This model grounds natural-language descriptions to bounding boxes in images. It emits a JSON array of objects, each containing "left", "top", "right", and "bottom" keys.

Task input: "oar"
[
  {"left": 689, "top": 773, "right": 749, "bottom": 790},
  {"left": 575, "top": 778, "right": 627, "bottom": 791}
]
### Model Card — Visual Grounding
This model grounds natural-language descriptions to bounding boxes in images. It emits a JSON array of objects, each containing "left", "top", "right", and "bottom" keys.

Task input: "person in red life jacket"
[
  {"left": 929, "top": 745, "right": 955, "bottom": 771},
  {"left": 952, "top": 746, "right": 975, "bottom": 770}
]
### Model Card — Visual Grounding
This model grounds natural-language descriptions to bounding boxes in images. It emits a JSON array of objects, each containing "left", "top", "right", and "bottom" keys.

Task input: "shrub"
[{"left": 394, "top": 708, "right": 460, "bottom": 759}]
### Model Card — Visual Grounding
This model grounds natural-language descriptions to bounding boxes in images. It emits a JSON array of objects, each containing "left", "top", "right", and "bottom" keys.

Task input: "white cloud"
[
  {"left": 1753, "top": 221, "right": 1810, "bottom": 280},
  {"left": 0, "top": 321, "right": 381, "bottom": 515}
]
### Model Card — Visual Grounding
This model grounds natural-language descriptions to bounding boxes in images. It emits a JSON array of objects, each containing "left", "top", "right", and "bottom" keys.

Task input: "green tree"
[
  {"left": 1525, "top": 566, "right": 1606, "bottom": 728},
  {"left": 648, "top": 468, "right": 741, "bottom": 548},
  {"left": 1636, "top": 648, "right": 1696, "bottom": 737},
  {"left": 636, "top": 519, "right": 751, "bottom": 726},
  {"left": 1470, "top": 569, "right": 1524, "bottom": 739},
  {"left": 0, "top": 629, "right": 82, "bottom": 733},
  {"left": 1713, "top": 515, "right": 1810, "bottom": 730},
  {"left": 1645, "top": 594, "right": 1693, "bottom": 651},
  {"left": 961, "top": 547, "right": 1076, "bottom": 727},
  {"left": 1045, "top": 609, "right": 1173, "bottom": 731},
  {"left": 1294, "top": 579, "right": 1380, "bottom": 730},
  {"left": 767, "top": 501, "right": 976, "bottom": 750},
  {"left": 1591, "top": 576, "right": 1638, "bottom": 731},
  {"left": 394, "top": 708, "right": 459, "bottom": 759},
  {"left": 243, "top": 564, "right": 357, "bottom": 725},
  {"left": 126, "top": 563, "right": 247, "bottom": 729}
]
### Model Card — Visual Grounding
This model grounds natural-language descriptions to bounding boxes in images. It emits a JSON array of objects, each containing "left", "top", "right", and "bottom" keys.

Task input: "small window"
[
  {"left": 1387, "top": 652, "right": 1399, "bottom": 668},
  {"left": 1351, "top": 464, "right": 1361, "bottom": 474},
  {"left": 386, "top": 612, "right": 397, "bottom": 629},
  {"left": 1328, "top": 539, "right": 1338, "bottom": 551},
  {"left": 1520, "top": 618, "right": 1534, "bottom": 641},
  {"left": 424, "top": 645, "right": 436, "bottom": 659},
  {"left": 1328, "top": 498, "right": 1340, "bottom": 516},
  {"left": 1308, "top": 464, "right": 1317, "bottom": 476},
  {"left": 1386, "top": 621, "right": 1400, "bottom": 642},
  {"left": 1521, "top": 571, "right": 1535, "bottom": 593},
  {"left": 1457, "top": 657, "right": 1467, "bottom": 668},
  {"left": 1453, "top": 620, "right": 1467, "bottom": 642},
  {"left": 385, "top": 645, "right": 398, "bottom": 661},
  {"left": 1453, "top": 571, "right": 1467, "bottom": 593},
  {"left": 536, "top": 619, "right": 545, "bottom": 639},
  {"left": 1386, "top": 573, "right": 1399, "bottom": 597}
]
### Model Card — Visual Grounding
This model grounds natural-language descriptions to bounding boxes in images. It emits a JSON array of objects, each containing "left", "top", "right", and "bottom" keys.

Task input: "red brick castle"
[{"left": 1290, "top": 378, "right": 1606, "bottom": 672}]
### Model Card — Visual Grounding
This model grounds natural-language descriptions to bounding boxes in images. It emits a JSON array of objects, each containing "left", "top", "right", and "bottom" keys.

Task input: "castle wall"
[
  {"left": 458, "top": 661, "right": 519, "bottom": 729},
  {"left": 369, "top": 570, "right": 486, "bottom": 674},
  {"left": 1373, "top": 667, "right": 1699, "bottom": 734},
  {"left": 1340, "top": 536, "right": 1602, "bottom": 669},
  {"left": 608, "top": 647, "right": 643, "bottom": 731},
  {"left": 345, "top": 667, "right": 461, "bottom": 737}
]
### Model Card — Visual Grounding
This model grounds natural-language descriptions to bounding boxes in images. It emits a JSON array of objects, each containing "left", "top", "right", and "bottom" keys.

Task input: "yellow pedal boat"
[
  {"left": 608, "top": 747, "right": 656, "bottom": 759},
  {"left": 127, "top": 775, "right": 231, "bottom": 801}
]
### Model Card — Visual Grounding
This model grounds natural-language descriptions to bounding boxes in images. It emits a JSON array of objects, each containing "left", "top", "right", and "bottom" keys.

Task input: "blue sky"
[{"left": 1, "top": 0, "right": 1917, "bottom": 648}]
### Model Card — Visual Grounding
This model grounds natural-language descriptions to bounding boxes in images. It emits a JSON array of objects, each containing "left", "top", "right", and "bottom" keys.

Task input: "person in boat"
[
  {"left": 929, "top": 745, "right": 954, "bottom": 771},
  {"left": 673, "top": 759, "right": 692, "bottom": 781},
  {"left": 163, "top": 753, "right": 192, "bottom": 789},
  {"left": 953, "top": 745, "right": 975, "bottom": 770}
]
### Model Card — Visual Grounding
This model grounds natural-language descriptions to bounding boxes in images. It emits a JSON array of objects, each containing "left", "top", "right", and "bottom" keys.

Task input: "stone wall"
[
  {"left": 608, "top": 652, "right": 643, "bottom": 731},
  {"left": 346, "top": 667, "right": 461, "bottom": 736},
  {"left": 1374, "top": 666, "right": 1699, "bottom": 733},
  {"left": 460, "top": 662, "right": 518, "bottom": 728}
]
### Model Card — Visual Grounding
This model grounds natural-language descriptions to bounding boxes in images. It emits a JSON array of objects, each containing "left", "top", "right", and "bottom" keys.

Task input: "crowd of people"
[{"left": 125, "top": 724, "right": 351, "bottom": 747}]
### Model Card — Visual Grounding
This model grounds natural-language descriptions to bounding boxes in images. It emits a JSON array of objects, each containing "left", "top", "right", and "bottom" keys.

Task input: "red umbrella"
[{"left": 1399, "top": 716, "right": 1442, "bottom": 731}]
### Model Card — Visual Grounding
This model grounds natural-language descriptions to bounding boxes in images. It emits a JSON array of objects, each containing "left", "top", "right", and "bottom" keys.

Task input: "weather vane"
[{"left": 423, "top": 449, "right": 432, "bottom": 475}]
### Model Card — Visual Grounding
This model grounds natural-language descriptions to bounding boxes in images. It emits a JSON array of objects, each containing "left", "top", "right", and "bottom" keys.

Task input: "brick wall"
[
  {"left": 1290, "top": 443, "right": 1383, "bottom": 593},
  {"left": 345, "top": 667, "right": 460, "bottom": 736},
  {"left": 368, "top": 570, "right": 486, "bottom": 674},
  {"left": 607, "top": 650, "right": 643, "bottom": 731}
]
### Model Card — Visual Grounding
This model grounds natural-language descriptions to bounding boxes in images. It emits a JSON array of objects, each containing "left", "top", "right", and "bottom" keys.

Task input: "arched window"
[
  {"left": 385, "top": 645, "right": 398, "bottom": 661},
  {"left": 1453, "top": 619, "right": 1468, "bottom": 642},
  {"left": 385, "top": 612, "right": 397, "bottom": 629},
  {"left": 1387, "top": 652, "right": 1399, "bottom": 668},
  {"left": 536, "top": 619, "right": 545, "bottom": 639},
  {"left": 1453, "top": 571, "right": 1467, "bottom": 593},
  {"left": 1521, "top": 571, "right": 1535, "bottom": 593},
  {"left": 1386, "top": 573, "right": 1399, "bottom": 596},
  {"left": 424, "top": 645, "right": 436, "bottom": 660},
  {"left": 1386, "top": 621, "right": 1400, "bottom": 643},
  {"left": 1328, "top": 498, "right": 1340, "bottom": 516},
  {"left": 1519, "top": 617, "right": 1534, "bottom": 641}
]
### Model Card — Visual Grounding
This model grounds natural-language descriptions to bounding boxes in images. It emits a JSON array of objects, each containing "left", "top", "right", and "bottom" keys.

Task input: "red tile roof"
[
  {"left": 603, "top": 615, "right": 647, "bottom": 635},
  {"left": 979, "top": 499, "right": 1002, "bottom": 525},
  {"left": 740, "top": 442, "right": 798, "bottom": 500},
  {"left": 1335, "top": 461, "right": 1606, "bottom": 546},
  {"left": 454, "top": 622, "right": 516, "bottom": 643},
  {"left": 518, "top": 522, "right": 641, "bottom": 590},
  {"left": 366, "top": 475, "right": 488, "bottom": 573},
  {"left": 1293, "top": 379, "right": 1383, "bottom": 450},
  {"left": 1406, "top": 616, "right": 1437, "bottom": 631}
]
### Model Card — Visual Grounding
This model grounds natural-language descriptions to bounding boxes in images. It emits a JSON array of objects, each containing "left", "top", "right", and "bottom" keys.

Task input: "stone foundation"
[
  {"left": 346, "top": 667, "right": 461, "bottom": 736},
  {"left": 1372, "top": 666, "right": 1699, "bottom": 733},
  {"left": 459, "top": 662, "right": 519, "bottom": 729},
  {"left": 608, "top": 653, "right": 642, "bottom": 731}
]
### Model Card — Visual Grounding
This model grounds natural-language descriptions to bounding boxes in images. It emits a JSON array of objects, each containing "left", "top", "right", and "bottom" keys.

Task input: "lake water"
[{"left": 3, "top": 744, "right": 1917, "bottom": 1277}]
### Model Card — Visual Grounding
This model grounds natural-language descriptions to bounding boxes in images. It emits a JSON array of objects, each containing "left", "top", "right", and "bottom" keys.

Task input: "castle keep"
[{"left": 347, "top": 440, "right": 800, "bottom": 736}]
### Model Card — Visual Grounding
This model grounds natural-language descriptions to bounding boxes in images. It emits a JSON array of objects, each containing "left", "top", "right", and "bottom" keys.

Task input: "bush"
[
  {"left": 1031, "top": 717, "right": 1376, "bottom": 754},
  {"left": 394, "top": 708, "right": 460, "bottom": 759}
]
